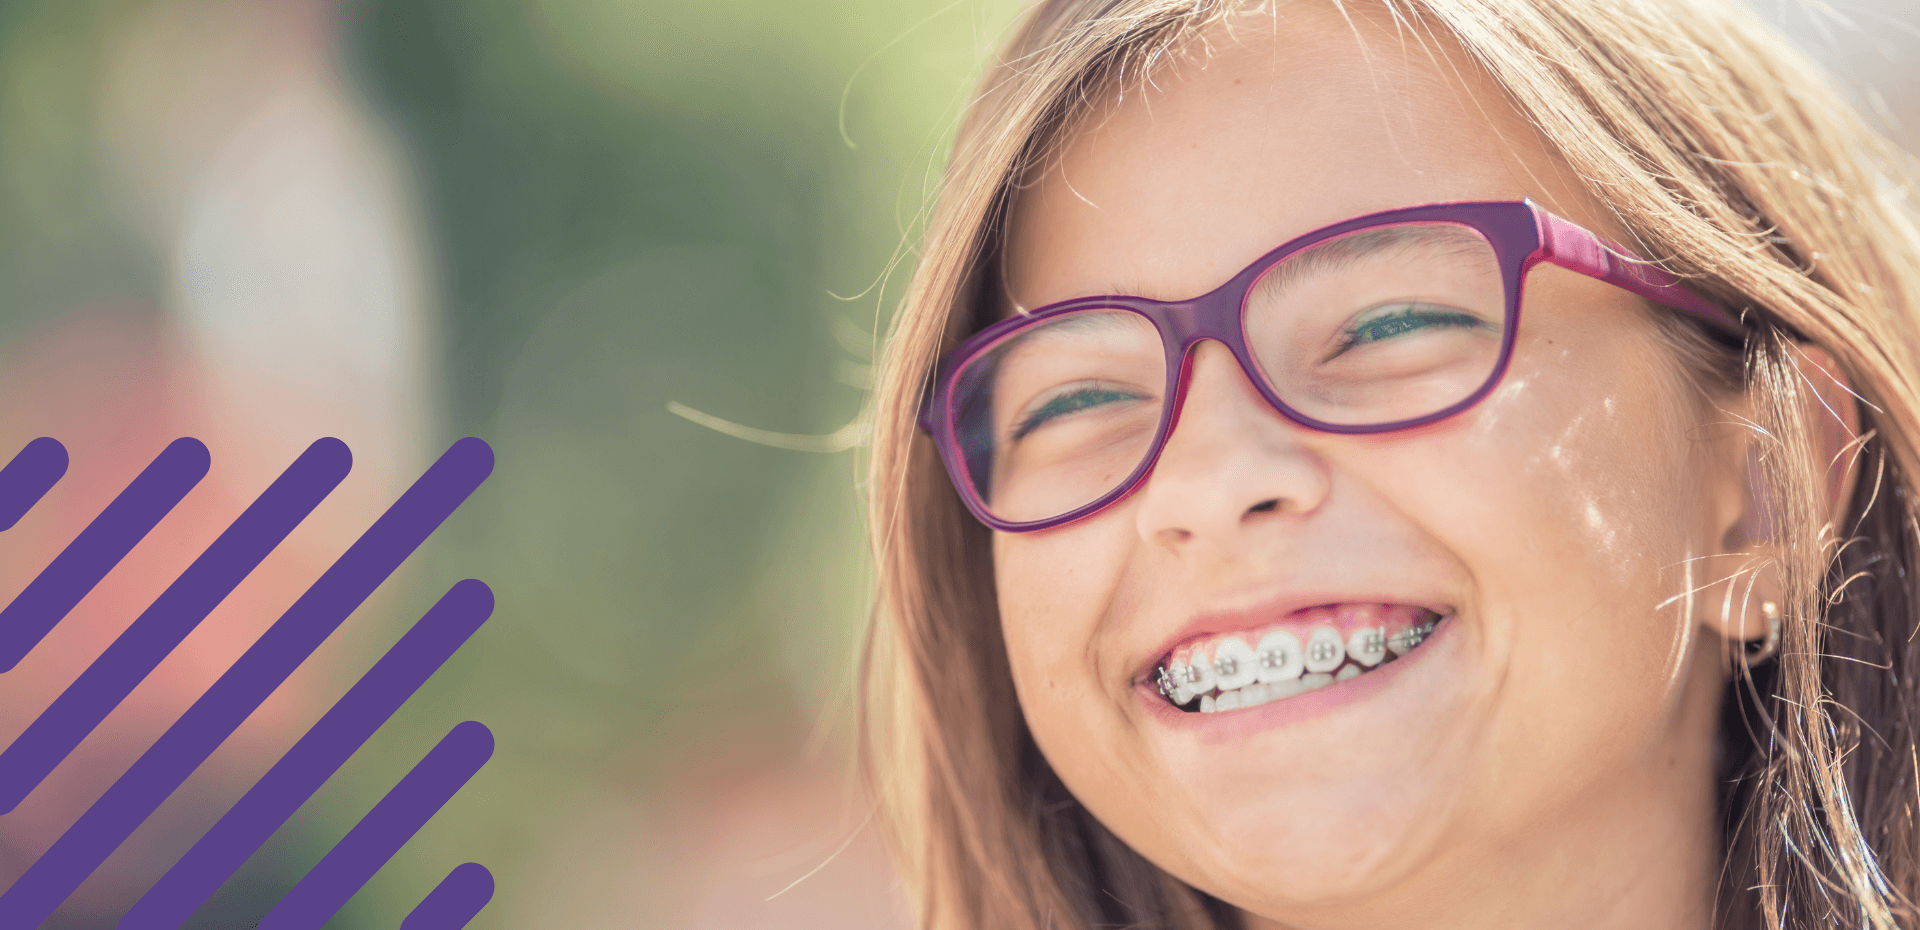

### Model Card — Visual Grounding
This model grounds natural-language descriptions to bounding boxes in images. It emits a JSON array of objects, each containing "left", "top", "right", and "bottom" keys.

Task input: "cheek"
[
  {"left": 993, "top": 522, "right": 1177, "bottom": 811},
  {"left": 992, "top": 523, "right": 1137, "bottom": 704},
  {"left": 1460, "top": 318, "right": 1707, "bottom": 585},
  {"left": 1411, "top": 334, "right": 1716, "bottom": 777}
]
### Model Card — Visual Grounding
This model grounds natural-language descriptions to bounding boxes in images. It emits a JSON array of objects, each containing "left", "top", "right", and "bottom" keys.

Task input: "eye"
[
  {"left": 1012, "top": 383, "right": 1148, "bottom": 441},
  {"left": 1325, "top": 302, "right": 1492, "bottom": 361}
]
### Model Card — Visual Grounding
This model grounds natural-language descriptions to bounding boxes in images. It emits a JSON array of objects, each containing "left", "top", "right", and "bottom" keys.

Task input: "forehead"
[{"left": 1003, "top": 4, "right": 1587, "bottom": 311}]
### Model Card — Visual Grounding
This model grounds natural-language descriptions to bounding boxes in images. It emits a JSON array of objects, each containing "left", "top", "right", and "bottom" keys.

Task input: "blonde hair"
[{"left": 857, "top": 1, "right": 1920, "bottom": 927}]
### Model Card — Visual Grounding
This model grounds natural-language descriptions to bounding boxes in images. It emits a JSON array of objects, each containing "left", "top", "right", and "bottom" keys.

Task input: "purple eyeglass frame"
[{"left": 917, "top": 199, "right": 1745, "bottom": 533}]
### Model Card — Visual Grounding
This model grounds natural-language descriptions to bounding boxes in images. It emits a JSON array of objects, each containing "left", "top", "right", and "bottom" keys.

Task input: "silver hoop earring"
[{"left": 1743, "top": 601, "right": 1781, "bottom": 666}]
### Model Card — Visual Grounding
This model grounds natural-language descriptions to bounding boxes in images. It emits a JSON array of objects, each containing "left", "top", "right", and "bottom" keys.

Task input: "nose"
[{"left": 1133, "top": 341, "right": 1331, "bottom": 550}]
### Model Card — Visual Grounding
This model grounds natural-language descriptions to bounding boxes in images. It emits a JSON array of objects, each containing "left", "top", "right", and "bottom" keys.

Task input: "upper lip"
[{"left": 1133, "top": 590, "right": 1455, "bottom": 684}]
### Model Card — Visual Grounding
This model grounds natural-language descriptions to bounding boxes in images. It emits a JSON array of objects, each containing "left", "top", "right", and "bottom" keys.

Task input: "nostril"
[
  {"left": 1246, "top": 498, "right": 1281, "bottom": 515},
  {"left": 1156, "top": 527, "right": 1194, "bottom": 545}
]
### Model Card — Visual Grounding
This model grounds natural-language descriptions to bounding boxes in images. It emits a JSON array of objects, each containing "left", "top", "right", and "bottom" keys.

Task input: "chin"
[
  {"left": 1119, "top": 683, "right": 1489, "bottom": 916},
  {"left": 1164, "top": 766, "right": 1450, "bottom": 910}
]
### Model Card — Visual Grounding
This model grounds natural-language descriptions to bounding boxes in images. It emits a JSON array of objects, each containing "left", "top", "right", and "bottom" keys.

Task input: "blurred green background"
[
  {"left": 340, "top": 0, "right": 1028, "bottom": 927},
  {"left": 0, "top": 0, "right": 1911, "bottom": 928},
  {"left": 336, "top": 0, "right": 1017, "bottom": 926},
  {"left": 0, "top": 0, "right": 1019, "bottom": 927}
]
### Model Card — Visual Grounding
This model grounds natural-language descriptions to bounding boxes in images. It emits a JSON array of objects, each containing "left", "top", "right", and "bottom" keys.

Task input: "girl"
[{"left": 859, "top": 1, "right": 1920, "bottom": 926}]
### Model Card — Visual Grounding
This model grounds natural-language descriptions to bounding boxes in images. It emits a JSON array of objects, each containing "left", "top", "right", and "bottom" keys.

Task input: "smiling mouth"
[{"left": 1152, "top": 605, "right": 1445, "bottom": 714}]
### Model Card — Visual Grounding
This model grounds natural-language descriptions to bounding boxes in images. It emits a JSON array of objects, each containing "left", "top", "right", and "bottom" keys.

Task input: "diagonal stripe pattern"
[
  {"left": 0, "top": 438, "right": 210, "bottom": 673},
  {"left": 0, "top": 438, "right": 352, "bottom": 815},
  {"left": 0, "top": 437, "right": 68, "bottom": 532},
  {"left": 0, "top": 437, "right": 499, "bottom": 929},
  {"left": 118, "top": 579, "right": 495, "bottom": 929},
  {"left": 402, "top": 863, "right": 494, "bottom": 930},
  {"left": 259, "top": 721, "right": 494, "bottom": 930}
]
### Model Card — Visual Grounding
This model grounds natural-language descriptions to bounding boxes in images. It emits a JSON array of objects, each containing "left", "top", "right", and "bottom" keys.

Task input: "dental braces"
[
  {"left": 1387, "top": 622, "right": 1435, "bottom": 654},
  {"left": 1154, "top": 618, "right": 1438, "bottom": 697}
]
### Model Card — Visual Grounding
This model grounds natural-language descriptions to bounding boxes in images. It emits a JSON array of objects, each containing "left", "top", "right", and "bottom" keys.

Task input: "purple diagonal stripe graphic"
[
  {"left": 260, "top": 721, "right": 494, "bottom": 930},
  {"left": 119, "top": 579, "right": 494, "bottom": 929},
  {"left": 0, "top": 437, "right": 492, "bottom": 928},
  {"left": 401, "top": 862, "right": 494, "bottom": 930},
  {"left": 0, "top": 437, "right": 68, "bottom": 531},
  {"left": 0, "top": 438, "right": 352, "bottom": 815},
  {"left": 0, "top": 437, "right": 209, "bottom": 672}
]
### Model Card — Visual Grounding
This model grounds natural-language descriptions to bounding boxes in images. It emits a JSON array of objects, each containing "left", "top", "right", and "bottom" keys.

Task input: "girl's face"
[{"left": 995, "top": 8, "right": 1753, "bottom": 927}]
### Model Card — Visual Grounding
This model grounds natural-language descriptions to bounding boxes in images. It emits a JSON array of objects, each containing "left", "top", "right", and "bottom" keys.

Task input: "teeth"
[
  {"left": 1386, "top": 617, "right": 1438, "bottom": 656},
  {"left": 1254, "top": 630, "right": 1304, "bottom": 683},
  {"left": 1185, "top": 645, "right": 1218, "bottom": 694},
  {"left": 1346, "top": 627, "right": 1387, "bottom": 667},
  {"left": 1212, "top": 637, "right": 1258, "bottom": 690},
  {"left": 1267, "top": 677, "right": 1308, "bottom": 701},
  {"left": 1167, "top": 661, "right": 1196, "bottom": 705},
  {"left": 1304, "top": 627, "right": 1345, "bottom": 673},
  {"left": 1163, "top": 609, "right": 1446, "bottom": 714}
]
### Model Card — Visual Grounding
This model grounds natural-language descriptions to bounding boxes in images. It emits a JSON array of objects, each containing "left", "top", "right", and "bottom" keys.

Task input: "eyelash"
[
  {"left": 1004, "top": 304, "right": 1482, "bottom": 438},
  {"left": 1328, "top": 303, "right": 1486, "bottom": 357},
  {"left": 1013, "top": 385, "right": 1143, "bottom": 440}
]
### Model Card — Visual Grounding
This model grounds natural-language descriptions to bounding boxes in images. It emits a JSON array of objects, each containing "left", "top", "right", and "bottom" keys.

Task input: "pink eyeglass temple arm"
[{"left": 1532, "top": 206, "right": 1746, "bottom": 337}]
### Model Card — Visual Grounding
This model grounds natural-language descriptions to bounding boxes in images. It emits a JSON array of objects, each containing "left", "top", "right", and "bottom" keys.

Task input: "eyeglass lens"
[{"left": 949, "top": 221, "right": 1508, "bottom": 524}]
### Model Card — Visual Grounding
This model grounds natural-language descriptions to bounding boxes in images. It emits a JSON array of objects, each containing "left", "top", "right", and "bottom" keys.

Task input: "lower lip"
[{"left": 1133, "top": 615, "right": 1455, "bottom": 743}]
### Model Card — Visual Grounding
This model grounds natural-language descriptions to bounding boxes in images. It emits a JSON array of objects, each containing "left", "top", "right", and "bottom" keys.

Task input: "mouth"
[{"left": 1148, "top": 604, "right": 1447, "bottom": 714}]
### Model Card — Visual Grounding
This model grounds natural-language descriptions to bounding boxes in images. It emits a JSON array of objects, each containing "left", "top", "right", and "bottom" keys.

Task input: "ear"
[
  {"left": 1704, "top": 342, "right": 1861, "bottom": 646},
  {"left": 1793, "top": 343, "right": 1864, "bottom": 521}
]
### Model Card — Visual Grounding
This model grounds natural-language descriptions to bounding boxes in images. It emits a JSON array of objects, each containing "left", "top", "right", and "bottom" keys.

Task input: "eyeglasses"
[{"left": 917, "top": 200, "right": 1744, "bottom": 532}]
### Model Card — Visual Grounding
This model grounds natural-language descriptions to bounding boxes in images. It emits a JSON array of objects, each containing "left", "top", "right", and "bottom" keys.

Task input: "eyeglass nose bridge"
[{"left": 1151, "top": 289, "right": 1318, "bottom": 437}]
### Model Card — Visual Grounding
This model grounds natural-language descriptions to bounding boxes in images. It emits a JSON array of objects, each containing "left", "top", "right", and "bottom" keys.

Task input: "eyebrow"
[
  {"left": 1013, "top": 223, "right": 1491, "bottom": 316},
  {"left": 990, "top": 309, "right": 1156, "bottom": 374},
  {"left": 1006, "top": 278, "right": 1161, "bottom": 318},
  {"left": 1018, "top": 309, "right": 1150, "bottom": 336},
  {"left": 1248, "top": 224, "right": 1491, "bottom": 300},
  {"left": 994, "top": 309, "right": 1153, "bottom": 369}
]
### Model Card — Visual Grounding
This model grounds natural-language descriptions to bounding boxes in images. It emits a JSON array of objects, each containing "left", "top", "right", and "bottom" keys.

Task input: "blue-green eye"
[
  {"left": 1013, "top": 385, "right": 1144, "bottom": 440},
  {"left": 1327, "top": 303, "right": 1490, "bottom": 359}
]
